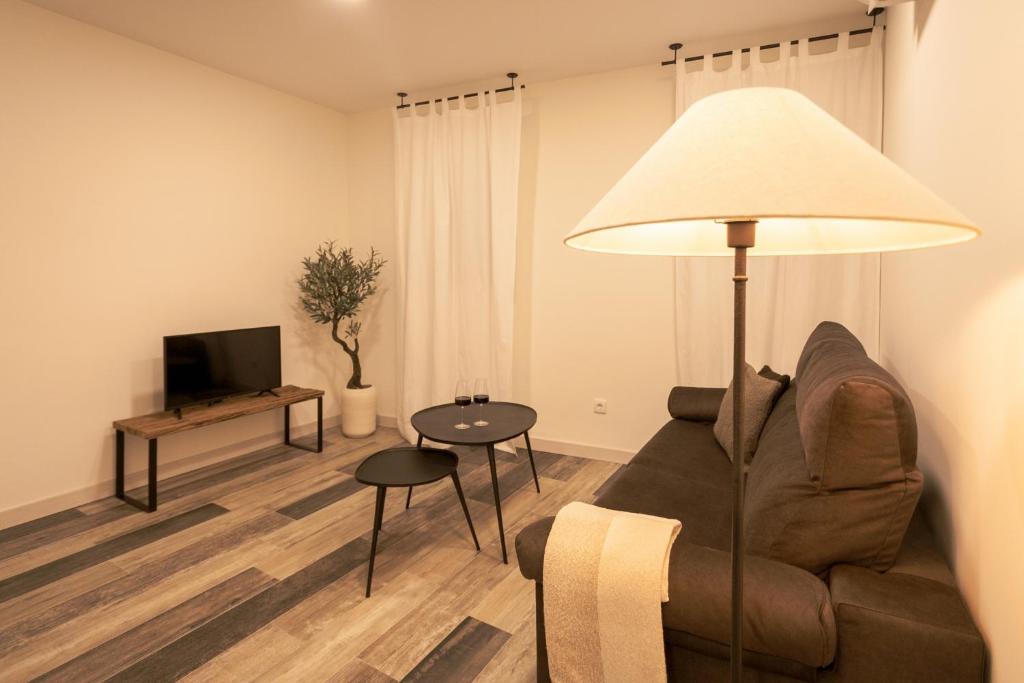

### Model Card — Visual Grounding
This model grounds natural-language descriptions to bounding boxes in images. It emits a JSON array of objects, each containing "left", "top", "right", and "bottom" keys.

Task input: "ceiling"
[{"left": 26, "top": 0, "right": 866, "bottom": 112}]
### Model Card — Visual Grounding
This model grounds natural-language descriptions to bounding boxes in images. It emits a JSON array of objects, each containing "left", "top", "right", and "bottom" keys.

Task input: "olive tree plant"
[{"left": 298, "top": 242, "right": 385, "bottom": 389}]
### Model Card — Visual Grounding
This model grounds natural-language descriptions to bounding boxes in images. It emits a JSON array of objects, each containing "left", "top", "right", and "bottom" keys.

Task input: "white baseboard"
[
  {"left": 527, "top": 436, "right": 633, "bottom": 464},
  {"left": 0, "top": 415, "right": 340, "bottom": 530},
  {"left": 376, "top": 414, "right": 398, "bottom": 429}
]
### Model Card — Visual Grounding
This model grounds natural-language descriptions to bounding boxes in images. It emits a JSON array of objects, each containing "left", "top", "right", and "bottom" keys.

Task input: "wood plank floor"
[{"left": 0, "top": 428, "right": 620, "bottom": 682}]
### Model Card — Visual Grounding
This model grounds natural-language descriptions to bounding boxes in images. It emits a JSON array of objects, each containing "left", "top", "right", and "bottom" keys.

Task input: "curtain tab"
[{"left": 839, "top": 31, "right": 851, "bottom": 52}]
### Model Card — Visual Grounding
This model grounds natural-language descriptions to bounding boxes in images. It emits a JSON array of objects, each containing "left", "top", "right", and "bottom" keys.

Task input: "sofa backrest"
[
  {"left": 795, "top": 322, "right": 918, "bottom": 488},
  {"left": 744, "top": 322, "right": 923, "bottom": 576}
]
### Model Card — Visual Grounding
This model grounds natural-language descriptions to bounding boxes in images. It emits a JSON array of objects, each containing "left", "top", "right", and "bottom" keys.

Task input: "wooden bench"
[{"left": 112, "top": 385, "right": 324, "bottom": 511}]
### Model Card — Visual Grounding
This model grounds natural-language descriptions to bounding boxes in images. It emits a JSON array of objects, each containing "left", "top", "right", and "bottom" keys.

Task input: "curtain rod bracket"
[
  {"left": 507, "top": 72, "right": 518, "bottom": 89},
  {"left": 662, "top": 42, "right": 683, "bottom": 66},
  {"left": 397, "top": 92, "right": 408, "bottom": 108}
]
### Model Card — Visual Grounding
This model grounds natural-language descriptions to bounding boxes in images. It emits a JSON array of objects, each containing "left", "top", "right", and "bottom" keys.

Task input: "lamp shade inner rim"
[{"left": 564, "top": 215, "right": 978, "bottom": 257}]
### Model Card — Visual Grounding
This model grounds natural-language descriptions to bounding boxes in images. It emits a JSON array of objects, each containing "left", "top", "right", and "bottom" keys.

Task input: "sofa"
[{"left": 515, "top": 322, "right": 985, "bottom": 682}]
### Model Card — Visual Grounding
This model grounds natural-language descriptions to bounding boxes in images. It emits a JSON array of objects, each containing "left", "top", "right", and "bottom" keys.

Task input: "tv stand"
[
  {"left": 256, "top": 388, "right": 280, "bottom": 398},
  {"left": 112, "top": 385, "right": 324, "bottom": 512}
]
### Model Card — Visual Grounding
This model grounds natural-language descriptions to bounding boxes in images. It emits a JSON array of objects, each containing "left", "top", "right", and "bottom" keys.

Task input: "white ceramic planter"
[{"left": 340, "top": 385, "right": 378, "bottom": 438}]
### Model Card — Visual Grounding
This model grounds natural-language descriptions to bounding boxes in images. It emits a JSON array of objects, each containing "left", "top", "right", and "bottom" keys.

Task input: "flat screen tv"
[{"left": 163, "top": 326, "right": 281, "bottom": 411}]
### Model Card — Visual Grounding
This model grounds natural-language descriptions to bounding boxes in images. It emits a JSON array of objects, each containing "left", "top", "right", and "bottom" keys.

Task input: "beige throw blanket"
[{"left": 543, "top": 501, "right": 682, "bottom": 682}]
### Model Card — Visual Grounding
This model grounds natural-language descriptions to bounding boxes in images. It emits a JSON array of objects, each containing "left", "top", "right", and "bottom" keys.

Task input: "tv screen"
[{"left": 163, "top": 326, "right": 281, "bottom": 411}]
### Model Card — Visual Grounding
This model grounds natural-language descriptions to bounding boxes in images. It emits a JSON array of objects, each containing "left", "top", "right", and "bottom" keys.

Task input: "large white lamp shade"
[{"left": 564, "top": 87, "right": 980, "bottom": 256}]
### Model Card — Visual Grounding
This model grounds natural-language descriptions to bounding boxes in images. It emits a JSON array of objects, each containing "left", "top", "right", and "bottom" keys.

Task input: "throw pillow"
[
  {"left": 757, "top": 364, "right": 791, "bottom": 393},
  {"left": 714, "top": 363, "right": 785, "bottom": 463}
]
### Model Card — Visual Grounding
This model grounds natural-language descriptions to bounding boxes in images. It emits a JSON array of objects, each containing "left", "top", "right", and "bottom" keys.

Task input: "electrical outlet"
[{"left": 593, "top": 398, "right": 608, "bottom": 414}]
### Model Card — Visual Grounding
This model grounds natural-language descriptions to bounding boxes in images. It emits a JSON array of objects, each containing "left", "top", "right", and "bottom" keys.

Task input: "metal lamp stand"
[{"left": 726, "top": 219, "right": 756, "bottom": 682}]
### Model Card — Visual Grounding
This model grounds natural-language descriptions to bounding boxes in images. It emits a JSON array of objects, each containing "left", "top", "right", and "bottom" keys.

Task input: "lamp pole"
[{"left": 726, "top": 220, "right": 756, "bottom": 682}]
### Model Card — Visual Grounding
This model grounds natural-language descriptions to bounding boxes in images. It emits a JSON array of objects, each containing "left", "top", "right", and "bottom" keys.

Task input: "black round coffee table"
[
  {"left": 355, "top": 446, "right": 479, "bottom": 597},
  {"left": 410, "top": 402, "right": 538, "bottom": 564}
]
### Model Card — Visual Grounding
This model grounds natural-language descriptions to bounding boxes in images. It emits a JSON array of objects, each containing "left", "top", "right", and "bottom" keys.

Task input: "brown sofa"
[{"left": 516, "top": 322, "right": 985, "bottom": 682}]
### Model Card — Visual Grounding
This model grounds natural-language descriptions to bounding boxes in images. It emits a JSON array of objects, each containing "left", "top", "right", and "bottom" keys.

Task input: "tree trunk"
[
  {"left": 344, "top": 347, "right": 363, "bottom": 389},
  {"left": 331, "top": 319, "right": 368, "bottom": 390}
]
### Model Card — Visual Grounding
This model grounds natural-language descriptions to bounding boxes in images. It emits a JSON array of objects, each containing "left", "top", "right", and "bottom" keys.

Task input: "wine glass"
[
  {"left": 473, "top": 378, "right": 489, "bottom": 426},
  {"left": 454, "top": 380, "right": 471, "bottom": 430}
]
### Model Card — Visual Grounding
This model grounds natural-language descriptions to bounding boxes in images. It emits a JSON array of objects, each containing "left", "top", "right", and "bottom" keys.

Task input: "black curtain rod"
[
  {"left": 660, "top": 26, "right": 879, "bottom": 66},
  {"left": 396, "top": 72, "right": 524, "bottom": 110},
  {"left": 396, "top": 84, "right": 526, "bottom": 109}
]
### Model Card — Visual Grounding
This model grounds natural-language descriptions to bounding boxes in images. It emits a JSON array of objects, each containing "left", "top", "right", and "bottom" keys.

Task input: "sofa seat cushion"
[
  {"left": 826, "top": 564, "right": 985, "bottom": 682},
  {"left": 518, "top": 429, "right": 734, "bottom": 583},
  {"left": 596, "top": 463, "right": 732, "bottom": 550},
  {"left": 628, "top": 419, "right": 733, "bottom": 488}
]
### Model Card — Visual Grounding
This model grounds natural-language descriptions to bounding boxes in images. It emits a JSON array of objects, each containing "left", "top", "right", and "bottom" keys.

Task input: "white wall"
[
  {"left": 519, "top": 65, "right": 679, "bottom": 458},
  {"left": 346, "top": 108, "right": 397, "bottom": 418},
  {"left": 0, "top": 1, "right": 350, "bottom": 524},
  {"left": 881, "top": 2, "right": 1024, "bottom": 680}
]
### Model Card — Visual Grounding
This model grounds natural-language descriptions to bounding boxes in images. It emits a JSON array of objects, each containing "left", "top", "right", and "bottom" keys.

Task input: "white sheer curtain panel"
[
  {"left": 393, "top": 90, "right": 522, "bottom": 444},
  {"left": 674, "top": 28, "right": 884, "bottom": 384}
]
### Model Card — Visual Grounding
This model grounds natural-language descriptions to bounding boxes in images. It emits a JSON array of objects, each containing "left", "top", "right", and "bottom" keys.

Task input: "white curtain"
[
  {"left": 674, "top": 28, "right": 884, "bottom": 384},
  {"left": 393, "top": 91, "right": 522, "bottom": 444}
]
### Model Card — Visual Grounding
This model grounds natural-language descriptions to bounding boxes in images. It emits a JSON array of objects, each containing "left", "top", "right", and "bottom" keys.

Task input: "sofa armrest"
[
  {"left": 516, "top": 516, "right": 554, "bottom": 581},
  {"left": 825, "top": 564, "right": 985, "bottom": 682},
  {"left": 667, "top": 386, "right": 725, "bottom": 422},
  {"left": 515, "top": 517, "right": 836, "bottom": 668}
]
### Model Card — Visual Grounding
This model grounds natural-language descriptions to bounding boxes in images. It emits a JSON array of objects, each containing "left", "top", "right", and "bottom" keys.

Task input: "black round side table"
[
  {"left": 410, "top": 402, "right": 539, "bottom": 564},
  {"left": 354, "top": 446, "right": 479, "bottom": 597}
]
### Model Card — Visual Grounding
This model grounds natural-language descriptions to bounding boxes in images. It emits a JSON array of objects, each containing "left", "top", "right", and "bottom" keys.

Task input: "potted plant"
[{"left": 298, "top": 242, "right": 385, "bottom": 438}]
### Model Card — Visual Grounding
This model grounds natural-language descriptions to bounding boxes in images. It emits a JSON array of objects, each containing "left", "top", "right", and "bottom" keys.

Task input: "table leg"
[
  {"left": 116, "top": 433, "right": 158, "bottom": 513},
  {"left": 284, "top": 405, "right": 291, "bottom": 446},
  {"left": 407, "top": 433, "right": 423, "bottom": 508},
  {"left": 451, "top": 472, "right": 480, "bottom": 551},
  {"left": 524, "top": 431, "right": 540, "bottom": 493},
  {"left": 115, "top": 430, "right": 125, "bottom": 499},
  {"left": 284, "top": 399, "right": 323, "bottom": 453},
  {"left": 487, "top": 444, "right": 508, "bottom": 564},
  {"left": 147, "top": 439, "right": 158, "bottom": 512},
  {"left": 316, "top": 396, "right": 323, "bottom": 453},
  {"left": 366, "top": 486, "right": 386, "bottom": 598}
]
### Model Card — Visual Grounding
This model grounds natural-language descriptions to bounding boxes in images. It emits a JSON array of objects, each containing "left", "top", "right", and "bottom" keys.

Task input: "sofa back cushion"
[
  {"left": 795, "top": 322, "right": 918, "bottom": 487},
  {"left": 744, "top": 322, "right": 923, "bottom": 575}
]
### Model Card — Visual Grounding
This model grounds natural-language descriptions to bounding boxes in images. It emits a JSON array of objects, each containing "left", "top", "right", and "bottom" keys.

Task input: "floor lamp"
[{"left": 563, "top": 87, "right": 979, "bottom": 681}]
